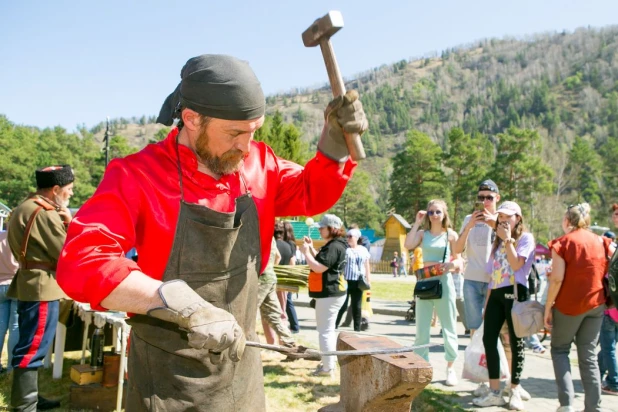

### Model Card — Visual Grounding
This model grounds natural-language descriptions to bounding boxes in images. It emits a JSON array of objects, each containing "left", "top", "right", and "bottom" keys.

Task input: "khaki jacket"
[{"left": 7, "top": 195, "right": 68, "bottom": 301}]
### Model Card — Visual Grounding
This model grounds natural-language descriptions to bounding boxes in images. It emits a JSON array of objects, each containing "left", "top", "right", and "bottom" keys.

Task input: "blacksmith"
[{"left": 57, "top": 54, "right": 367, "bottom": 411}]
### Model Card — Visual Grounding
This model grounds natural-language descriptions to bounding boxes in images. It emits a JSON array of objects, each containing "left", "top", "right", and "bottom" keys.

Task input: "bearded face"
[
  {"left": 53, "top": 183, "right": 73, "bottom": 208},
  {"left": 195, "top": 124, "right": 245, "bottom": 176}
]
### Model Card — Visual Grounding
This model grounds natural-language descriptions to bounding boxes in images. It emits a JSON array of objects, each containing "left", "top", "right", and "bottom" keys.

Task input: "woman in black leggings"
[{"left": 472, "top": 201, "right": 535, "bottom": 410}]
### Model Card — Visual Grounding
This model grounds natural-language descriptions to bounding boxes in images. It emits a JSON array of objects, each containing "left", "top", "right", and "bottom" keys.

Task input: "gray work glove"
[
  {"left": 317, "top": 90, "right": 369, "bottom": 162},
  {"left": 147, "top": 280, "right": 245, "bottom": 364}
]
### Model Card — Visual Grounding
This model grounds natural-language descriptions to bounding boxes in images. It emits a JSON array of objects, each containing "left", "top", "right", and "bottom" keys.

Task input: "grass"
[
  {"left": 0, "top": 349, "right": 82, "bottom": 409},
  {"left": 262, "top": 350, "right": 340, "bottom": 411},
  {"left": 297, "top": 278, "right": 416, "bottom": 303},
  {"left": 369, "top": 280, "right": 416, "bottom": 302},
  {"left": 412, "top": 386, "right": 471, "bottom": 412}
]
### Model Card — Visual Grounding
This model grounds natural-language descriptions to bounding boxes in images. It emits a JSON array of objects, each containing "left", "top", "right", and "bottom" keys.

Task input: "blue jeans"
[
  {"left": 0, "top": 284, "right": 19, "bottom": 371},
  {"left": 599, "top": 314, "right": 618, "bottom": 390},
  {"left": 525, "top": 333, "right": 542, "bottom": 349},
  {"left": 463, "top": 279, "right": 488, "bottom": 330},
  {"left": 286, "top": 292, "right": 299, "bottom": 333}
]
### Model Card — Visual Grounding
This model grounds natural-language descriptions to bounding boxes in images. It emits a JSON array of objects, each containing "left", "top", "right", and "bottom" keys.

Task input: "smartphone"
[{"left": 474, "top": 201, "right": 485, "bottom": 213}]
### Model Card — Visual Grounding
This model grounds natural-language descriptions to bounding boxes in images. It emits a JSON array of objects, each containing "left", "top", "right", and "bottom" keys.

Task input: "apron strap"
[{"left": 174, "top": 135, "right": 186, "bottom": 201}]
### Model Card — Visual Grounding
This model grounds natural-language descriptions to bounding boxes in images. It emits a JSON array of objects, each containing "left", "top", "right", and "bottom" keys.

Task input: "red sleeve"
[
  {"left": 57, "top": 159, "right": 141, "bottom": 310},
  {"left": 547, "top": 237, "right": 565, "bottom": 259},
  {"left": 603, "top": 236, "right": 613, "bottom": 258},
  {"left": 272, "top": 151, "right": 356, "bottom": 217}
]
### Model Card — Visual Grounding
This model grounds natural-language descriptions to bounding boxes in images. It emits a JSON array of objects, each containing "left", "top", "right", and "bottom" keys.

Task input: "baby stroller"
[{"left": 405, "top": 299, "right": 416, "bottom": 322}]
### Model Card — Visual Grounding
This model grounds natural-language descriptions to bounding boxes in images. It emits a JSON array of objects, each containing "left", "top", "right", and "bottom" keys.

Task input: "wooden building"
[{"left": 381, "top": 213, "right": 411, "bottom": 262}]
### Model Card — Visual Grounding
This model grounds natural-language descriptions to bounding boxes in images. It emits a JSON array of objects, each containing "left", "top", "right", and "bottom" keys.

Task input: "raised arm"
[
  {"left": 404, "top": 211, "right": 426, "bottom": 250},
  {"left": 454, "top": 213, "right": 478, "bottom": 254}
]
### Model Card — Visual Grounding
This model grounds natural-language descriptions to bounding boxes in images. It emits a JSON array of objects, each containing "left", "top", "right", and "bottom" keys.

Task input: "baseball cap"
[
  {"left": 478, "top": 179, "right": 499, "bottom": 194},
  {"left": 318, "top": 214, "right": 343, "bottom": 229},
  {"left": 347, "top": 228, "right": 361, "bottom": 238},
  {"left": 497, "top": 201, "right": 522, "bottom": 216}
]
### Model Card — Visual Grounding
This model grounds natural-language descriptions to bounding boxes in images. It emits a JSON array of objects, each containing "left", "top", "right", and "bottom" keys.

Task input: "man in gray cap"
[{"left": 57, "top": 54, "right": 368, "bottom": 411}]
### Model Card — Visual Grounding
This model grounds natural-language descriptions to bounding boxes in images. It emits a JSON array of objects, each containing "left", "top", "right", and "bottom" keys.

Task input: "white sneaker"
[
  {"left": 503, "top": 384, "right": 531, "bottom": 401},
  {"left": 445, "top": 367, "right": 458, "bottom": 386},
  {"left": 310, "top": 364, "right": 335, "bottom": 378},
  {"left": 473, "top": 391, "right": 506, "bottom": 407},
  {"left": 473, "top": 382, "right": 490, "bottom": 397},
  {"left": 556, "top": 407, "right": 575, "bottom": 412},
  {"left": 509, "top": 386, "right": 525, "bottom": 411}
]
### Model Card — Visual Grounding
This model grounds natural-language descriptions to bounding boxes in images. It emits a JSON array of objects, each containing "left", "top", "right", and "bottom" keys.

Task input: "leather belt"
[{"left": 21, "top": 261, "right": 57, "bottom": 271}]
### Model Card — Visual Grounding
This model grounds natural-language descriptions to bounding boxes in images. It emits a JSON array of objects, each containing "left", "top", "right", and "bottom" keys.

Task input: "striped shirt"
[{"left": 344, "top": 246, "right": 371, "bottom": 281}]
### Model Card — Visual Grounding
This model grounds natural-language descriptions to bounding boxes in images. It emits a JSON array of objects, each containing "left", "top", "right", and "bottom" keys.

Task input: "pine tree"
[
  {"left": 443, "top": 128, "right": 493, "bottom": 228},
  {"left": 389, "top": 130, "right": 448, "bottom": 222},
  {"left": 330, "top": 170, "right": 382, "bottom": 230},
  {"left": 490, "top": 127, "right": 554, "bottom": 237}
]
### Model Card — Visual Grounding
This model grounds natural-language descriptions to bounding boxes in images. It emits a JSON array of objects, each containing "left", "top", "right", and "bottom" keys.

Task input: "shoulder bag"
[
  {"left": 413, "top": 235, "right": 448, "bottom": 300},
  {"left": 511, "top": 281, "right": 544, "bottom": 338},
  {"left": 358, "top": 274, "right": 371, "bottom": 291}
]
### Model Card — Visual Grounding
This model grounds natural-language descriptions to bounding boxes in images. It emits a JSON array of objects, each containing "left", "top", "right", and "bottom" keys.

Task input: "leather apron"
[{"left": 125, "top": 140, "right": 264, "bottom": 411}]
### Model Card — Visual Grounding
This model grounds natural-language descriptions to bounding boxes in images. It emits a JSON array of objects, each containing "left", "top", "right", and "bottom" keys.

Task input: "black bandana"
[
  {"left": 157, "top": 54, "right": 265, "bottom": 125},
  {"left": 35, "top": 165, "right": 74, "bottom": 189}
]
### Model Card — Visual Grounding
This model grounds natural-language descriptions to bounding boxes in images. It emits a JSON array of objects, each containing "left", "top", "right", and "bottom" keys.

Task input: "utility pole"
[{"left": 104, "top": 117, "right": 110, "bottom": 167}]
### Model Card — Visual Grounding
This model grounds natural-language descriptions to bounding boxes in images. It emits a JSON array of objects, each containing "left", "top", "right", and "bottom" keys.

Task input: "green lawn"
[
  {"left": 298, "top": 279, "right": 415, "bottom": 303},
  {"left": 369, "top": 280, "right": 415, "bottom": 302}
]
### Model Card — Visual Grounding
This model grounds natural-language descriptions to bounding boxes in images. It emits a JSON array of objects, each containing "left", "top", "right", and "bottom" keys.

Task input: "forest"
[{"left": 2, "top": 26, "right": 618, "bottom": 244}]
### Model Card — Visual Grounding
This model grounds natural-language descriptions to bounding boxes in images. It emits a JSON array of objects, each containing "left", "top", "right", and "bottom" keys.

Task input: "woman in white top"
[{"left": 335, "top": 228, "right": 371, "bottom": 331}]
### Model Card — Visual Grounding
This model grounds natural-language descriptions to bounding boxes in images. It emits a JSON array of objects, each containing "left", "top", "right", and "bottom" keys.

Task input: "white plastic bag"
[{"left": 462, "top": 322, "right": 510, "bottom": 382}]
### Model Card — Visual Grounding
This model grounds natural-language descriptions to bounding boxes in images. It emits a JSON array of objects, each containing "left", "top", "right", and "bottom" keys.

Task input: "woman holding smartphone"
[
  {"left": 405, "top": 199, "right": 462, "bottom": 387},
  {"left": 473, "top": 201, "right": 535, "bottom": 410}
]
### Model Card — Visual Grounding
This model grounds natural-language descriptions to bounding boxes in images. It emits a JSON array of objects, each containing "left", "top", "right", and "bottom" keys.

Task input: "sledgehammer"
[{"left": 302, "top": 10, "right": 366, "bottom": 161}]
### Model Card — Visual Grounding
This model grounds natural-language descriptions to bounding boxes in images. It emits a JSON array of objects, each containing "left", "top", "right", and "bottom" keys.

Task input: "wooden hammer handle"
[{"left": 319, "top": 40, "right": 366, "bottom": 161}]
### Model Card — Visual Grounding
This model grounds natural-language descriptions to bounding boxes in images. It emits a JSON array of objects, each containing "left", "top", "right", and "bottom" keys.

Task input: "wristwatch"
[{"left": 504, "top": 238, "right": 516, "bottom": 245}]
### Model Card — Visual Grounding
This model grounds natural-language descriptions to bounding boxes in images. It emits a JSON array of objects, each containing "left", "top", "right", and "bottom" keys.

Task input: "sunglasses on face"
[
  {"left": 427, "top": 210, "right": 443, "bottom": 216},
  {"left": 477, "top": 195, "right": 495, "bottom": 201}
]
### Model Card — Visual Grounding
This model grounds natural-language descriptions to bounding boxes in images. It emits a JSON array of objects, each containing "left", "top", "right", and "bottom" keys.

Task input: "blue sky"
[{"left": 1, "top": 0, "right": 617, "bottom": 131}]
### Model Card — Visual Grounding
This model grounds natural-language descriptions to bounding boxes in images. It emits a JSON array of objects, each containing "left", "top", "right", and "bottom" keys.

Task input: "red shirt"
[
  {"left": 548, "top": 229, "right": 611, "bottom": 316},
  {"left": 57, "top": 128, "right": 355, "bottom": 310}
]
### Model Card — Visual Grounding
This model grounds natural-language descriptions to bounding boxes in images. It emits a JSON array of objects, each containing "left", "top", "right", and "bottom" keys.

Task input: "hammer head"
[{"left": 302, "top": 10, "right": 344, "bottom": 47}]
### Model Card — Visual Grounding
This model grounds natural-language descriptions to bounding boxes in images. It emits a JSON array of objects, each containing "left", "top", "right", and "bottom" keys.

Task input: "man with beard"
[
  {"left": 57, "top": 54, "right": 367, "bottom": 411},
  {"left": 7, "top": 165, "right": 74, "bottom": 411}
]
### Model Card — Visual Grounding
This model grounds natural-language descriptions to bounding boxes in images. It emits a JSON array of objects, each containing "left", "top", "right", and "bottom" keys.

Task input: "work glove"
[
  {"left": 147, "top": 279, "right": 245, "bottom": 364},
  {"left": 317, "top": 90, "right": 368, "bottom": 162}
]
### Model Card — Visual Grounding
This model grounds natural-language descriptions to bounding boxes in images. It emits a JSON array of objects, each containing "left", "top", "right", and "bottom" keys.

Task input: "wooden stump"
[{"left": 319, "top": 332, "right": 432, "bottom": 412}]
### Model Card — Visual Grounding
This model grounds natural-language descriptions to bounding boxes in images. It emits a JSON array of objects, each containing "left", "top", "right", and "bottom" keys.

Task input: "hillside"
[
  {"left": 3, "top": 25, "right": 618, "bottom": 241},
  {"left": 93, "top": 26, "right": 618, "bottom": 176}
]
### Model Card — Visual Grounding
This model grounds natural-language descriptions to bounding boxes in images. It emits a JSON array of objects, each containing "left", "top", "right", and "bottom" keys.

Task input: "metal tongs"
[{"left": 245, "top": 341, "right": 438, "bottom": 361}]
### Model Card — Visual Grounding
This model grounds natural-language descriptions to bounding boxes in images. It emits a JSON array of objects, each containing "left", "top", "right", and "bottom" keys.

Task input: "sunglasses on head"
[
  {"left": 567, "top": 204, "right": 586, "bottom": 215},
  {"left": 477, "top": 195, "right": 495, "bottom": 201},
  {"left": 427, "top": 210, "right": 443, "bottom": 216}
]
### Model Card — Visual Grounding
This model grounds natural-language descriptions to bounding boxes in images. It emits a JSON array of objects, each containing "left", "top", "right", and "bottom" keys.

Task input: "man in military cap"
[
  {"left": 57, "top": 54, "right": 368, "bottom": 411},
  {"left": 8, "top": 165, "right": 74, "bottom": 411}
]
